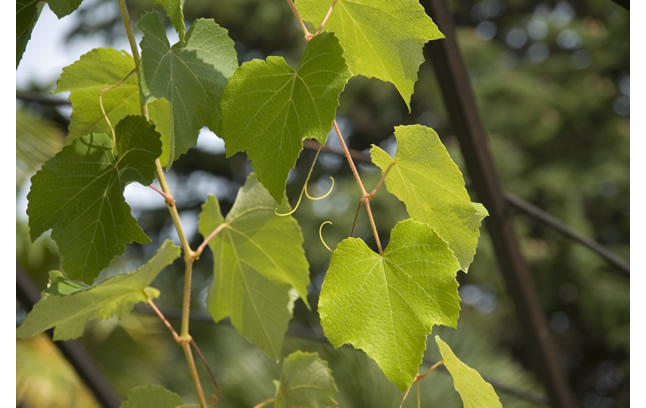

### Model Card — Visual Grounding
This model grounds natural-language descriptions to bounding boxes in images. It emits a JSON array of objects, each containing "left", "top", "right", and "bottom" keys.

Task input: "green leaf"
[
  {"left": 46, "top": 0, "right": 82, "bottom": 18},
  {"left": 121, "top": 384, "right": 184, "bottom": 408},
  {"left": 138, "top": 12, "right": 238, "bottom": 164},
  {"left": 297, "top": 0, "right": 444, "bottom": 109},
  {"left": 54, "top": 48, "right": 172, "bottom": 165},
  {"left": 435, "top": 336, "right": 502, "bottom": 408},
  {"left": 220, "top": 32, "right": 350, "bottom": 201},
  {"left": 17, "top": 0, "right": 45, "bottom": 67},
  {"left": 199, "top": 174, "right": 310, "bottom": 361},
  {"left": 319, "top": 219, "right": 461, "bottom": 391},
  {"left": 274, "top": 351, "right": 338, "bottom": 408},
  {"left": 370, "top": 125, "right": 486, "bottom": 271},
  {"left": 153, "top": 0, "right": 186, "bottom": 42},
  {"left": 17, "top": 240, "right": 181, "bottom": 341},
  {"left": 27, "top": 115, "right": 162, "bottom": 283}
]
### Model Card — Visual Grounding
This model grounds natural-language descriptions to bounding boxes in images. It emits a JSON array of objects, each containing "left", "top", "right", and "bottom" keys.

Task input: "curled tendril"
[
  {"left": 319, "top": 221, "right": 334, "bottom": 252},
  {"left": 276, "top": 145, "right": 335, "bottom": 216},
  {"left": 305, "top": 177, "right": 335, "bottom": 200}
]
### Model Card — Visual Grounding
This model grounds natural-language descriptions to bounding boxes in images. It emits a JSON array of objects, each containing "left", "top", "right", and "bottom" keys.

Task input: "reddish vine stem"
[
  {"left": 333, "top": 120, "right": 368, "bottom": 195},
  {"left": 253, "top": 398, "right": 277, "bottom": 408},
  {"left": 311, "top": 0, "right": 338, "bottom": 38},
  {"left": 333, "top": 120, "right": 384, "bottom": 254},
  {"left": 399, "top": 360, "right": 445, "bottom": 408},
  {"left": 286, "top": 0, "right": 312, "bottom": 40},
  {"left": 195, "top": 223, "right": 229, "bottom": 260},
  {"left": 191, "top": 339, "right": 222, "bottom": 402},
  {"left": 146, "top": 297, "right": 181, "bottom": 343},
  {"left": 148, "top": 184, "right": 174, "bottom": 204},
  {"left": 349, "top": 200, "right": 363, "bottom": 237},
  {"left": 369, "top": 161, "right": 395, "bottom": 198}
]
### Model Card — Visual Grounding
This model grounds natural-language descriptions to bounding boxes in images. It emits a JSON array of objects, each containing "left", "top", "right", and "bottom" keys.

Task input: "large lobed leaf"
[
  {"left": 435, "top": 336, "right": 502, "bottom": 408},
  {"left": 199, "top": 174, "right": 310, "bottom": 361},
  {"left": 121, "top": 384, "right": 184, "bottom": 408},
  {"left": 297, "top": 0, "right": 444, "bottom": 109},
  {"left": 27, "top": 115, "right": 162, "bottom": 283},
  {"left": 219, "top": 32, "right": 350, "bottom": 201},
  {"left": 55, "top": 47, "right": 172, "bottom": 165},
  {"left": 138, "top": 11, "right": 238, "bottom": 165},
  {"left": 319, "top": 219, "right": 461, "bottom": 391},
  {"left": 17, "top": 240, "right": 181, "bottom": 341},
  {"left": 371, "top": 125, "right": 487, "bottom": 271},
  {"left": 275, "top": 351, "right": 338, "bottom": 408}
]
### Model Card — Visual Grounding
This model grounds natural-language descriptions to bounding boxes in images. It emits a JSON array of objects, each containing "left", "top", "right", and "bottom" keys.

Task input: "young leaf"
[
  {"left": 121, "top": 384, "right": 184, "bottom": 408},
  {"left": 27, "top": 115, "right": 162, "bottom": 283},
  {"left": 296, "top": 0, "right": 444, "bottom": 109},
  {"left": 54, "top": 48, "right": 172, "bottom": 165},
  {"left": 274, "top": 351, "right": 338, "bottom": 408},
  {"left": 435, "top": 336, "right": 503, "bottom": 408},
  {"left": 370, "top": 125, "right": 487, "bottom": 271},
  {"left": 319, "top": 219, "right": 461, "bottom": 391},
  {"left": 152, "top": 0, "right": 186, "bottom": 42},
  {"left": 138, "top": 12, "right": 238, "bottom": 164},
  {"left": 16, "top": 240, "right": 181, "bottom": 341},
  {"left": 46, "top": 0, "right": 82, "bottom": 18},
  {"left": 199, "top": 174, "right": 310, "bottom": 361},
  {"left": 219, "top": 32, "right": 350, "bottom": 201},
  {"left": 17, "top": 0, "right": 45, "bottom": 67}
]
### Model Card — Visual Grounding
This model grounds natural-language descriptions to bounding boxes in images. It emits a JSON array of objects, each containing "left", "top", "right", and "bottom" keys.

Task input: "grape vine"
[{"left": 17, "top": 0, "right": 502, "bottom": 406}]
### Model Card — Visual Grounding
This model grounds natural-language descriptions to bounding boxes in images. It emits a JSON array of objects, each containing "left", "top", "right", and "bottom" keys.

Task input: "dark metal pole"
[
  {"left": 16, "top": 265, "right": 121, "bottom": 408},
  {"left": 421, "top": 1, "right": 578, "bottom": 406}
]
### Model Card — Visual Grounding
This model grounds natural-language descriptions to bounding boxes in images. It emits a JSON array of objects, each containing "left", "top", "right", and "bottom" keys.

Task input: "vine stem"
[
  {"left": 116, "top": 1, "right": 205, "bottom": 406},
  {"left": 286, "top": 0, "right": 312, "bottom": 40},
  {"left": 146, "top": 296, "right": 181, "bottom": 343},
  {"left": 399, "top": 360, "right": 445, "bottom": 408},
  {"left": 312, "top": 0, "right": 338, "bottom": 37},
  {"left": 253, "top": 398, "right": 277, "bottom": 408},
  {"left": 195, "top": 222, "right": 229, "bottom": 260},
  {"left": 333, "top": 120, "right": 383, "bottom": 254}
]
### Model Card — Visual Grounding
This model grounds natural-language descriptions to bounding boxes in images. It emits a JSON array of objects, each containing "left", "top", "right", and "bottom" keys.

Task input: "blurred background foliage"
[{"left": 16, "top": 0, "right": 629, "bottom": 406}]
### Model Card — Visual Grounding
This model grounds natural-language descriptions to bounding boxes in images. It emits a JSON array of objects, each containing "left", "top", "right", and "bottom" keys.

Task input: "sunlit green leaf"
[
  {"left": 54, "top": 47, "right": 172, "bottom": 165},
  {"left": 138, "top": 12, "right": 238, "bottom": 165},
  {"left": 220, "top": 32, "right": 350, "bottom": 201},
  {"left": 371, "top": 125, "right": 487, "bottom": 271},
  {"left": 297, "top": 0, "right": 444, "bottom": 109},
  {"left": 275, "top": 351, "right": 338, "bottom": 408},
  {"left": 319, "top": 219, "right": 461, "bottom": 391},
  {"left": 199, "top": 174, "right": 310, "bottom": 360},
  {"left": 27, "top": 115, "right": 161, "bottom": 283},
  {"left": 436, "top": 336, "right": 502, "bottom": 408},
  {"left": 17, "top": 240, "right": 180, "bottom": 341}
]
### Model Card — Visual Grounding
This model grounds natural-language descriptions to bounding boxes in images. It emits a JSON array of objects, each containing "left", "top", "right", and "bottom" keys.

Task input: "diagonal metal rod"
[
  {"left": 421, "top": 0, "right": 578, "bottom": 406},
  {"left": 504, "top": 193, "right": 629, "bottom": 277},
  {"left": 16, "top": 265, "right": 121, "bottom": 408}
]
